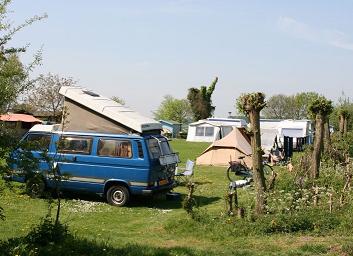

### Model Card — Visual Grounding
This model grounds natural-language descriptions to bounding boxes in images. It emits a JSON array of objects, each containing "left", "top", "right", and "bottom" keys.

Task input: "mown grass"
[{"left": 1, "top": 139, "right": 353, "bottom": 255}]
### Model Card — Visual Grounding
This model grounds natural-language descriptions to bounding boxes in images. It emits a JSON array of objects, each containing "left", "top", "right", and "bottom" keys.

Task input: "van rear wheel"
[
  {"left": 26, "top": 174, "right": 45, "bottom": 198},
  {"left": 106, "top": 185, "right": 129, "bottom": 206}
]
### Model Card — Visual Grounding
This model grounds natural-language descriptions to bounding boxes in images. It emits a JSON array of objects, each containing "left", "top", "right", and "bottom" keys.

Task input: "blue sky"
[{"left": 8, "top": 0, "right": 353, "bottom": 117}]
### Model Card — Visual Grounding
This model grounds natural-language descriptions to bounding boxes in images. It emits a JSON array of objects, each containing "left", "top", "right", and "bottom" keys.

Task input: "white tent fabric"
[
  {"left": 196, "top": 128, "right": 252, "bottom": 167},
  {"left": 261, "top": 128, "right": 278, "bottom": 154}
]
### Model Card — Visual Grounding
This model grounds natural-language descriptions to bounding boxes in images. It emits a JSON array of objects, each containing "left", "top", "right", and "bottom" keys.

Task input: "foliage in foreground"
[
  {"left": 0, "top": 216, "right": 239, "bottom": 256},
  {"left": 3, "top": 214, "right": 352, "bottom": 256},
  {"left": 2, "top": 138, "right": 353, "bottom": 255}
]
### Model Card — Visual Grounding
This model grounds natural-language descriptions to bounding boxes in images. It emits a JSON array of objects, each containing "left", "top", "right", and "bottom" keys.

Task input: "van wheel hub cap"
[{"left": 112, "top": 190, "right": 124, "bottom": 203}]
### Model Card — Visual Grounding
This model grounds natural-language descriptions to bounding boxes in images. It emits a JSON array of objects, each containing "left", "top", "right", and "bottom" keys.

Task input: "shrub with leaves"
[{"left": 26, "top": 217, "right": 68, "bottom": 246}]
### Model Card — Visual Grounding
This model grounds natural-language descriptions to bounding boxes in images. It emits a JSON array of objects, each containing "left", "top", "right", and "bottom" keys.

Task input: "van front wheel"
[{"left": 106, "top": 185, "right": 129, "bottom": 207}]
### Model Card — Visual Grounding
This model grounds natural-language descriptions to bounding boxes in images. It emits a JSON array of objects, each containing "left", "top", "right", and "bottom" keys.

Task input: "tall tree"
[
  {"left": 0, "top": 0, "right": 47, "bottom": 113},
  {"left": 154, "top": 95, "right": 192, "bottom": 124},
  {"left": 237, "top": 92, "right": 267, "bottom": 215},
  {"left": 0, "top": 0, "right": 46, "bottom": 221},
  {"left": 25, "top": 73, "right": 76, "bottom": 120},
  {"left": 309, "top": 96, "right": 333, "bottom": 179},
  {"left": 187, "top": 77, "right": 218, "bottom": 121},
  {"left": 262, "top": 92, "right": 319, "bottom": 119},
  {"left": 0, "top": 54, "right": 26, "bottom": 112},
  {"left": 262, "top": 94, "right": 294, "bottom": 119},
  {"left": 292, "top": 92, "right": 320, "bottom": 119}
]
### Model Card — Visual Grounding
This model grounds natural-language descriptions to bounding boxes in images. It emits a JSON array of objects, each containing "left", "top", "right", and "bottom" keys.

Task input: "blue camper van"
[{"left": 11, "top": 125, "right": 179, "bottom": 206}]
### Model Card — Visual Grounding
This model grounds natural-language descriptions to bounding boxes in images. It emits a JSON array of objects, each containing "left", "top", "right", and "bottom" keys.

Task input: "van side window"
[
  {"left": 137, "top": 141, "right": 144, "bottom": 158},
  {"left": 98, "top": 139, "right": 132, "bottom": 158},
  {"left": 24, "top": 134, "right": 51, "bottom": 151},
  {"left": 58, "top": 136, "right": 93, "bottom": 155}
]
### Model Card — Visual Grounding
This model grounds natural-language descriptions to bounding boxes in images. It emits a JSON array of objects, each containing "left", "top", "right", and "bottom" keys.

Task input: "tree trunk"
[
  {"left": 311, "top": 114, "right": 324, "bottom": 179},
  {"left": 324, "top": 117, "right": 331, "bottom": 151},
  {"left": 249, "top": 110, "right": 267, "bottom": 215},
  {"left": 344, "top": 117, "right": 348, "bottom": 135},
  {"left": 339, "top": 115, "right": 345, "bottom": 135}
]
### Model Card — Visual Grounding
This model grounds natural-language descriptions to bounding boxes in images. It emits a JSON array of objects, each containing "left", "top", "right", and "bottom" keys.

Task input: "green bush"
[{"left": 26, "top": 217, "right": 68, "bottom": 246}]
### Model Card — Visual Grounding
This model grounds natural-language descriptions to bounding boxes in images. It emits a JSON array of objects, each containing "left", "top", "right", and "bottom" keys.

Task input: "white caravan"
[{"left": 186, "top": 118, "right": 247, "bottom": 142}]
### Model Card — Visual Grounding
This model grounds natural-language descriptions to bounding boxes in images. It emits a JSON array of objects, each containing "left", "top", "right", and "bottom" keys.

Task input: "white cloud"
[{"left": 278, "top": 16, "right": 353, "bottom": 51}]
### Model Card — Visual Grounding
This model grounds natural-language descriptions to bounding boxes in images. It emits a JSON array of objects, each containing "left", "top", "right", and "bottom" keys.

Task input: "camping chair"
[{"left": 175, "top": 159, "right": 194, "bottom": 183}]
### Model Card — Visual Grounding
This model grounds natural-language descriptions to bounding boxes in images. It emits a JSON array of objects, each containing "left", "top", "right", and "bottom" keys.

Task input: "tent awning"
[{"left": 0, "top": 114, "right": 42, "bottom": 123}]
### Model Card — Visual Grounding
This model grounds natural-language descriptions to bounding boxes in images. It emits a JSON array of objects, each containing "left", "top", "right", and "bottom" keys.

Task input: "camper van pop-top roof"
[{"left": 59, "top": 86, "right": 162, "bottom": 135}]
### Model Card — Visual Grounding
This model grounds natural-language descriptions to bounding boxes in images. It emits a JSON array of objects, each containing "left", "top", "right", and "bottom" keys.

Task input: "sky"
[{"left": 7, "top": 0, "right": 353, "bottom": 118}]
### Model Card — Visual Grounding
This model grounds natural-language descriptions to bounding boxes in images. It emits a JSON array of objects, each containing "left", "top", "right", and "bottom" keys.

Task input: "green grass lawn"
[{"left": 1, "top": 140, "right": 353, "bottom": 255}]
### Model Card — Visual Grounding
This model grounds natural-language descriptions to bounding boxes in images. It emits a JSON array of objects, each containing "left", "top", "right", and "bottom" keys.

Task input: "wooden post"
[
  {"left": 228, "top": 190, "right": 234, "bottom": 216},
  {"left": 267, "top": 171, "right": 277, "bottom": 191},
  {"left": 313, "top": 186, "right": 319, "bottom": 207},
  {"left": 234, "top": 187, "right": 238, "bottom": 211},
  {"left": 237, "top": 208, "right": 245, "bottom": 219},
  {"left": 328, "top": 193, "right": 333, "bottom": 213},
  {"left": 340, "top": 156, "right": 352, "bottom": 206},
  {"left": 187, "top": 182, "right": 195, "bottom": 199}
]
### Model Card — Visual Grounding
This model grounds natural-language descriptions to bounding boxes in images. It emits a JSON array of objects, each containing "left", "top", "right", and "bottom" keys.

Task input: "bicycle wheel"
[
  {"left": 226, "top": 166, "right": 236, "bottom": 182},
  {"left": 263, "top": 163, "right": 273, "bottom": 176}
]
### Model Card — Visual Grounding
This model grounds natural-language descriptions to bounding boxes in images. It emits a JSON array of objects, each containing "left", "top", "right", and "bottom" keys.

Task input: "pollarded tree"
[
  {"left": 330, "top": 92, "right": 353, "bottom": 133},
  {"left": 309, "top": 96, "right": 333, "bottom": 179},
  {"left": 154, "top": 95, "right": 192, "bottom": 124},
  {"left": 236, "top": 92, "right": 267, "bottom": 215},
  {"left": 187, "top": 77, "right": 218, "bottom": 121},
  {"left": 338, "top": 108, "right": 350, "bottom": 136}
]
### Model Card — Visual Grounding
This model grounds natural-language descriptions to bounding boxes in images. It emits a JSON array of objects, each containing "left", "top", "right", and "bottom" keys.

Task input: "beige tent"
[
  {"left": 196, "top": 128, "right": 253, "bottom": 167},
  {"left": 59, "top": 86, "right": 162, "bottom": 135}
]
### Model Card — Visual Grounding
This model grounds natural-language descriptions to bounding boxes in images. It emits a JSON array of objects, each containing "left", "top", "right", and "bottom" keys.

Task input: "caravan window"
[
  {"left": 205, "top": 127, "right": 214, "bottom": 136},
  {"left": 195, "top": 127, "right": 204, "bottom": 136},
  {"left": 98, "top": 139, "right": 132, "bottom": 158},
  {"left": 58, "top": 136, "right": 93, "bottom": 155},
  {"left": 195, "top": 127, "right": 214, "bottom": 137}
]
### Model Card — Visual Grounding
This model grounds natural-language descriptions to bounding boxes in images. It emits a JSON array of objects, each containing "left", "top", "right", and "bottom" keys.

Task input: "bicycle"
[{"left": 226, "top": 156, "right": 273, "bottom": 182}]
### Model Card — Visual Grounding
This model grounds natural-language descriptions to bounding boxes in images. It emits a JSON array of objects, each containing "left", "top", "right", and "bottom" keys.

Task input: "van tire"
[{"left": 106, "top": 185, "right": 130, "bottom": 207}]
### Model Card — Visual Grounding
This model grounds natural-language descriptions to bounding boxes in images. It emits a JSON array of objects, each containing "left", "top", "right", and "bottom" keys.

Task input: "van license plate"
[{"left": 159, "top": 179, "right": 168, "bottom": 185}]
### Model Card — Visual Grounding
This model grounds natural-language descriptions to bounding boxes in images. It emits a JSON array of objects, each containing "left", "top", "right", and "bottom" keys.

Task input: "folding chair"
[{"left": 175, "top": 159, "right": 194, "bottom": 183}]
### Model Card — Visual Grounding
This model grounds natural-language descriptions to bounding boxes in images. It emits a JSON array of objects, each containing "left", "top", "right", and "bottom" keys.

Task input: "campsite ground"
[{"left": 1, "top": 139, "right": 353, "bottom": 255}]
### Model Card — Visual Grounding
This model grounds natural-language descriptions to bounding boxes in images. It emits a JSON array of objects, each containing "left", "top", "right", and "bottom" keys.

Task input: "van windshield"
[
  {"left": 147, "top": 137, "right": 172, "bottom": 159},
  {"left": 21, "top": 133, "right": 51, "bottom": 151}
]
